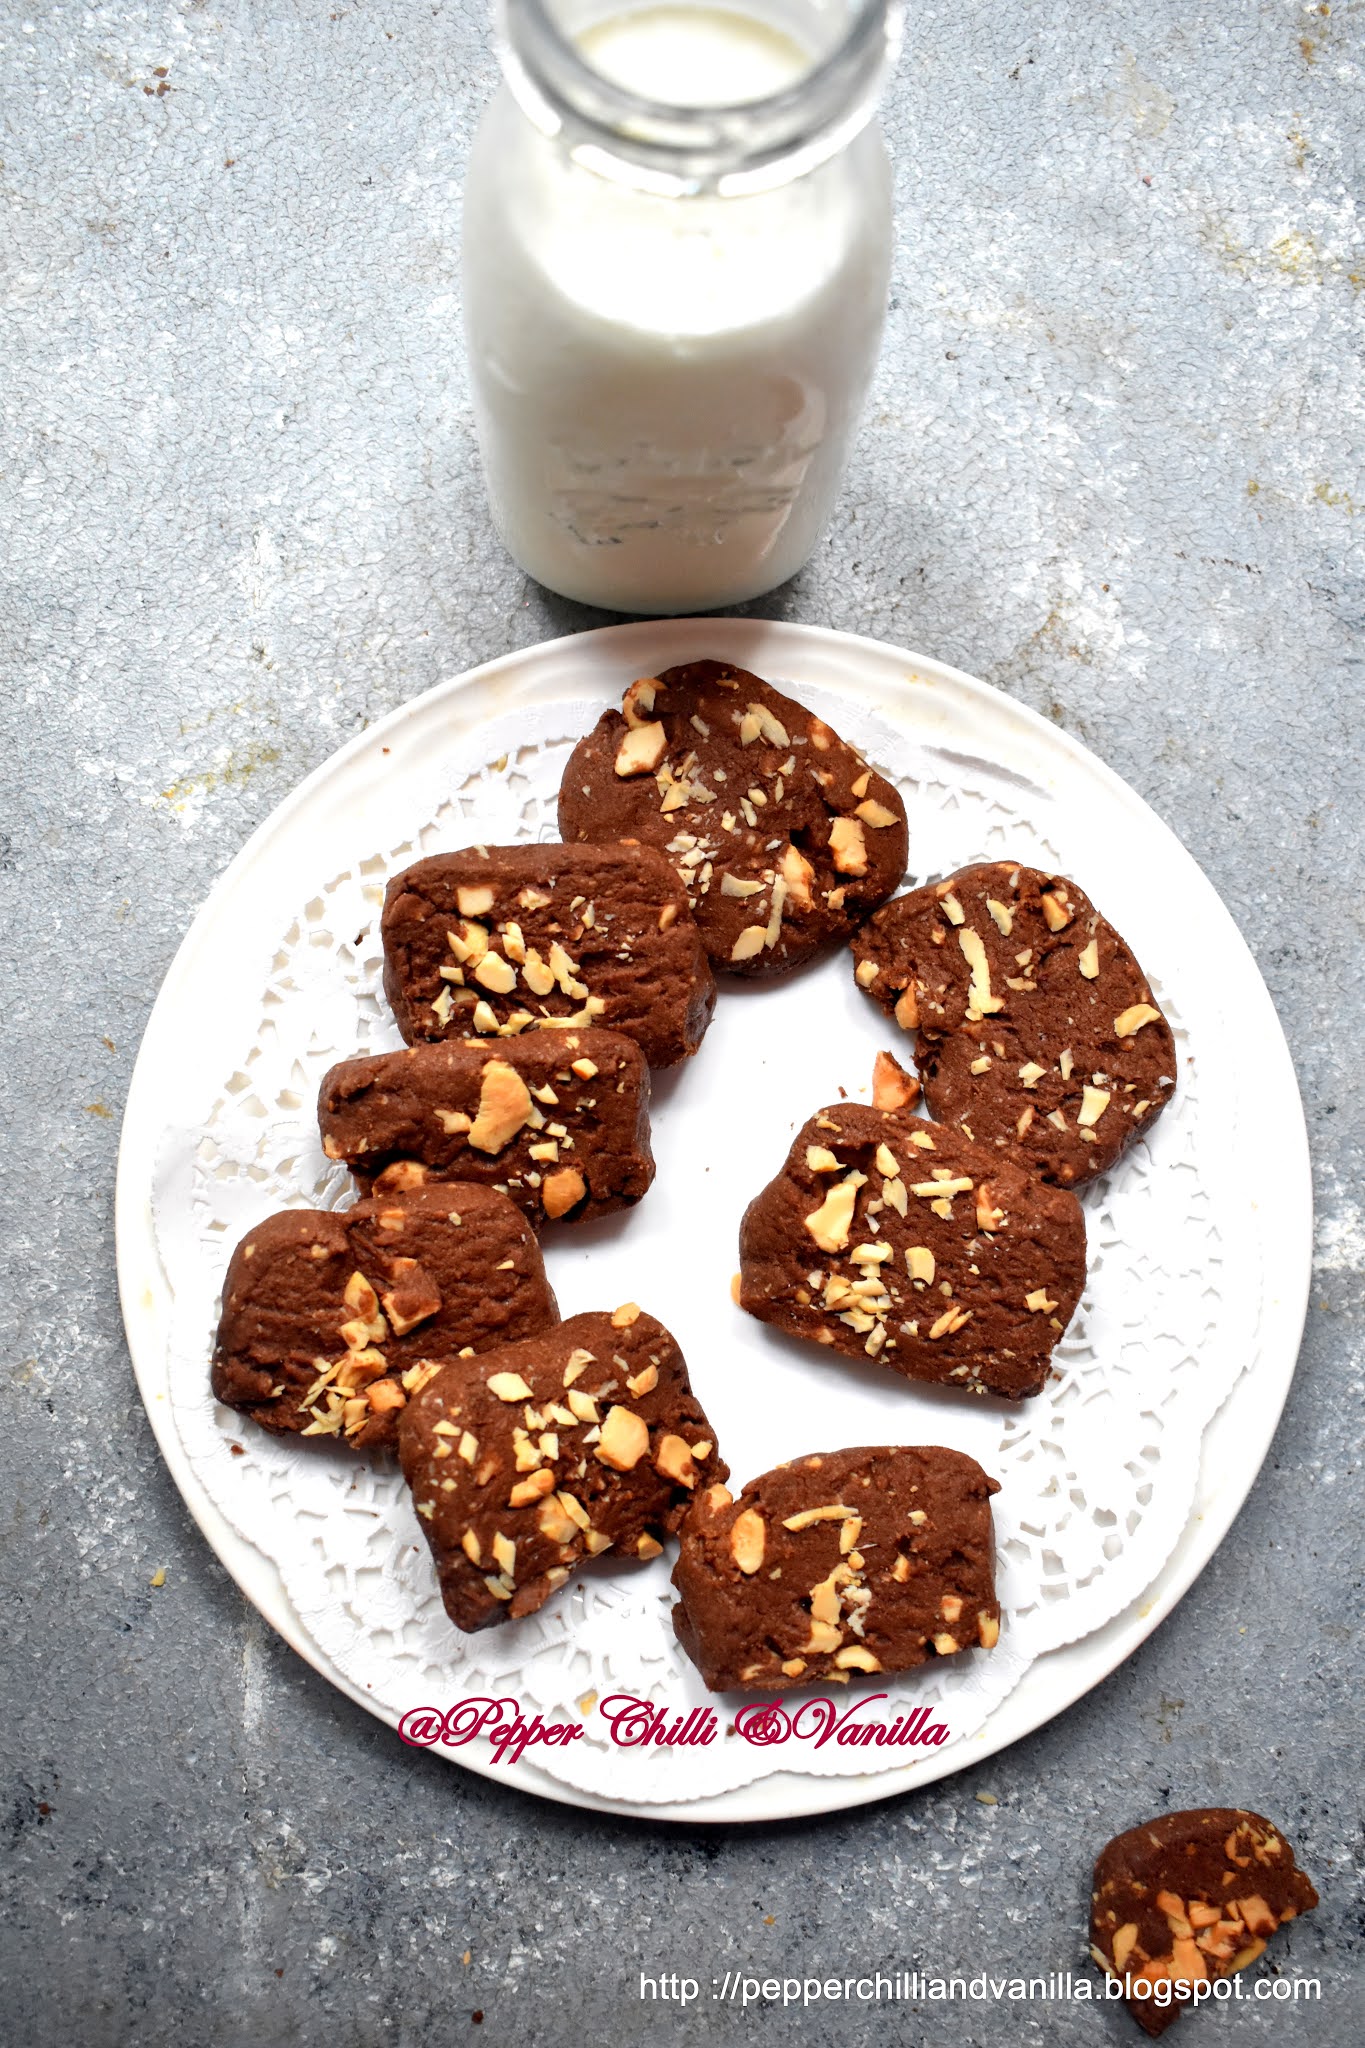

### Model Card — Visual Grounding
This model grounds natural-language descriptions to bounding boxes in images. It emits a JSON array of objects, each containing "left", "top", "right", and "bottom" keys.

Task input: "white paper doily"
[{"left": 117, "top": 619, "right": 1311, "bottom": 1820}]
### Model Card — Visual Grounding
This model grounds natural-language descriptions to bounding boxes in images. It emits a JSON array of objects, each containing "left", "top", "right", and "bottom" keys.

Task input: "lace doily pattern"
[{"left": 154, "top": 682, "right": 1252, "bottom": 1806}]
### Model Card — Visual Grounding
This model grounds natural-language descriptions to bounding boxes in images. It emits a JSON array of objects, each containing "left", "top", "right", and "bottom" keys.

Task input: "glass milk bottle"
[{"left": 462, "top": 0, "right": 901, "bottom": 614}]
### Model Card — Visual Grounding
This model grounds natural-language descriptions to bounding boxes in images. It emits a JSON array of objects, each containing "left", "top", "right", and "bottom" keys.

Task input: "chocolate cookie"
[
  {"left": 381, "top": 841, "right": 716, "bottom": 1067},
  {"left": 399, "top": 1307, "right": 727, "bottom": 1631},
  {"left": 672, "top": 1445, "right": 1000, "bottom": 1692},
  {"left": 212, "top": 1183, "right": 559, "bottom": 1450},
  {"left": 1090, "top": 1809, "right": 1318, "bottom": 2036},
  {"left": 557, "top": 661, "right": 908, "bottom": 975},
  {"left": 738, "top": 1085, "right": 1086, "bottom": 1399},
  {"left": 318, "top": 1027, "right": 653, "bottom": 1228},
  {"left": 851, "top": 862, "right": 1176, "bottom": 1187}
]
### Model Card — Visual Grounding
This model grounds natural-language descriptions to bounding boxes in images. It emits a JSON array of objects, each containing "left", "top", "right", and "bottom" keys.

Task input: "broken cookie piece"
[
  {"left": 1090, "top": 1809, "right": 1318, "bottom": 2035},
  {"left": 212, "top": 1183, "right": 559, "bottom": 1449},
  {"left": 672, "top": 1445, "right": 1001, "bottom": 1692},
  {"left": 381, "top": 841, "right": 716, "bottom": 1067},
  {"left": 738, "top": 1083, "right": 1086, "bottom": 1399},
  {"left": 318, "top": 1027, "right": 653, "bottom": 1228},
  {"left": 851, "top": 861, "right": 1176, "bottom": 1186},
  {"left": 399, "top": 1308, "right": 727, "bottom": 1631},
  {"left": 557, "top": 661, "right": 908, "bottom": 976}
]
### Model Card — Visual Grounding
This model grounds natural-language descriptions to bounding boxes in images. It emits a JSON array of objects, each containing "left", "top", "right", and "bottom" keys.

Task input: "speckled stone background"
[{"left": 2, "top": 0, "right": 1361, "bottom": 2042}]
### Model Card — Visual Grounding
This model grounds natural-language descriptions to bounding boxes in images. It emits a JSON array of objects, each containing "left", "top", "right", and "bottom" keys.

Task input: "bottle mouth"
[{"left": 496, "top": 0, "right": 903, "bottom": 194}]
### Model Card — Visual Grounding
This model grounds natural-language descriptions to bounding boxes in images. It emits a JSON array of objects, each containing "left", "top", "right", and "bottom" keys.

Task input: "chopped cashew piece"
[
  {"left": 779, "top": 843, "right": 814, "bottom": 908},
  {"left": 537, "top": 1499, "right": 580, "bottom": 1544},
  {"left": 834, "top": 1645, "right": 882, "bottom": 1671},
  {"left": 827, "top": 815, "right": 868, "bottom": 875},
  {"left": 958, "top": 926, "right": 1004, "bottom": 1015},
  {"left": 541, "top": 1166, "right": 587, "bottom": 1219},
  {"left": 381, "top": 1258, "right": 441, "bottom": 1335},
  {"left": 753, "top": 704, "right": 790, "bottom": 746},
  {"left": 467, "top": 1059, "right": 534, "bottom": 1154},
  {"left": 782, "top": 1504, "right": 858, "bottom": 1530},
  {"left": 362, "top": 1384, "right": 405, "bottom": 1417},
  {"left": 729, "top": 1508, "right": 766, "bottom": 1574},
  {"left": 1114, "top": 1002, "right": 1162, "bottom": 1037},
  {"left": 763, "top": 876, "right": 788, "bottom": 948},
  {"left": 508, "top": 1469, "right": 557, "bottom": 1508},
  {"left": 730, "top": 925, "right": 767, "bottom": 962},
  {"left": 614, "top": 722, "right": 667, "bottom": 776},
  {"left": 473, "top": 952, "right": 517, "bottom": 995},
  {"left": 803, "top": 1172, "right": 866, "bottom": 1253},
  {"left": 622, "top": 677, "right": 657, "bottom": 726},
  {"left": 871, "top": 1048, "right": 918, "bottom": 1111},
  {"left": 446, "top": 920, "right": 489, "bottom": 964},
  {"left": 655, "top": 1434, "right": 698, "bottom": 1487},
  {"left": 487, "top": 1372, "right": 534, "bottom": 1402},
  {"left": 595, "top": 1405, "right": 650, "bottom": 1471},
  {"left": 1077, "top": 1085, "right": 1111, "bottom": 1127}
]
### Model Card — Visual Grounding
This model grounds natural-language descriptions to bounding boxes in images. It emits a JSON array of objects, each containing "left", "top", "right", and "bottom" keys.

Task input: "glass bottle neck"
[{"left": 494, "top": 0, "right": 902, "bottom": 196}]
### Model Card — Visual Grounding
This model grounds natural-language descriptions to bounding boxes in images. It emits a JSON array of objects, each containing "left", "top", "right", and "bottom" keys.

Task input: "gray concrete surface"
[{"left": 2, "top": 0, "right": 1361, "bottom": 2042}]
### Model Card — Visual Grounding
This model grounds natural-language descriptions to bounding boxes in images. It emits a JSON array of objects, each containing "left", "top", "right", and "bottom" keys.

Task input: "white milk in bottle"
[{"left": 462, "top": 0, "right": 900, "bottom": 613}]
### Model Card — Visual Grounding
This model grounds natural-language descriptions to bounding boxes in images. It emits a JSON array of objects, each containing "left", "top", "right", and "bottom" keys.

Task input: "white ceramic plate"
[{"left": 117, "top": 619, "right": 1310, "bottom": 1821}]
